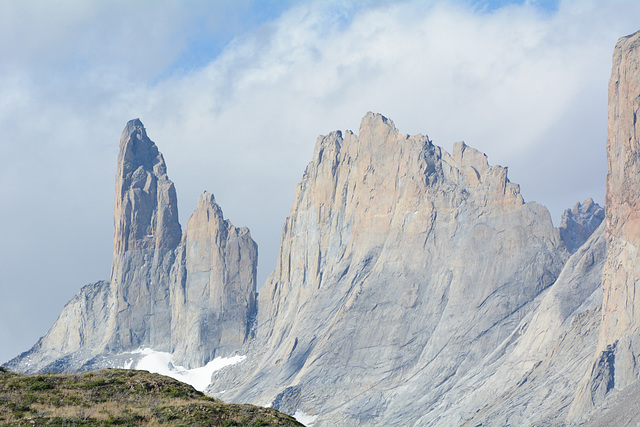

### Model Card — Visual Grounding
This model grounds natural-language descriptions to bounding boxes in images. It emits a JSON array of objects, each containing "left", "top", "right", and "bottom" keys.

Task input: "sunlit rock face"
[
  {"left": 210, "top": 112, "right": 570, "bottom": 425},
  {"left": 570, "top": 30, "right": 640, "bottom": 420},
  {"left": 6, "top": 120, "right": 257, "bottom": 373}
]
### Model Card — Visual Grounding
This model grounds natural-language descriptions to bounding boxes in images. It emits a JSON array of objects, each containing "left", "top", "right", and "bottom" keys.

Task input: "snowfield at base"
[
  {"left": 123, "top": 348, "right": 246, "bottom": 392},
  {"left": 294, "top": 411, "right": 318, "bottom": 426}
]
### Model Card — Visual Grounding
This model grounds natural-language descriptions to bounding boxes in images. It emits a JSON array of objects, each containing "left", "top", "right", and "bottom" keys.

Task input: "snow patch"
[
  {"left": 123, "top": 348, "right": 246, "bottom": 392},
  {"left": 294, "top": 411, "right": 318, "bottom": 426}
]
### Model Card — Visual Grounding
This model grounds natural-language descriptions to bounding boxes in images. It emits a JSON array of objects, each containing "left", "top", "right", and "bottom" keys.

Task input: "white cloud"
[{"left": 1, "top": 0, "right": 639, "bottom": 364}]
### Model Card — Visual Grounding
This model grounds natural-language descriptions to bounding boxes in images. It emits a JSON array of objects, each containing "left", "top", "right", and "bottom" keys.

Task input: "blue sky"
[{"left": 0, "top": 0, "right": 638, "bottom": 364}]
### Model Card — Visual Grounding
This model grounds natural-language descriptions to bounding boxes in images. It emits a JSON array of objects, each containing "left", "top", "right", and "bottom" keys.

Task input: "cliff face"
[
  {"left": 570, "top": 30, "right": 640, "bottom": 418},
  {"left": 6, "top": 120, "right": 257, "bottom": 373},
  {"left": 107, "top": 119, "right": 181, "bottom": 352},
  {"left": 170, "top": 191, "right": 257, "bottom": 368},
  {"left": 210, "top": 112, "right": 570, "bottom": 425}
]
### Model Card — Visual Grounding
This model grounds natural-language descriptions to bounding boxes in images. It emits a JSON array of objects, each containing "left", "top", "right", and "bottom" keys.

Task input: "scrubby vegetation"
[{"left": 0, "top": 366, "right": 302, "bottom": 426}]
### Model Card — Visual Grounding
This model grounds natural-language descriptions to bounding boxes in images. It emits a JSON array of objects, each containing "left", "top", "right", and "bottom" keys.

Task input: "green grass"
[{"left": 0, "top": 367, "right": 303, "bottom": 426}]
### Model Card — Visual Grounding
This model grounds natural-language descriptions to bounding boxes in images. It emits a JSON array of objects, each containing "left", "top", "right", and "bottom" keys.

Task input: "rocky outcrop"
[
  {"left": 559, "top": 198, "right": 605, "bottom": 253},
  {"left": 170, "top": 191, "right": 257, "bottom": 368},
  {"left": 210, "top": 112, "right": 569, "bottom": 425},
  {"left": 6, "top": 120, "right": 257, "bottom": 373},
  {"left": 570, "top": 30, "right": 640, "bottom": 420}
]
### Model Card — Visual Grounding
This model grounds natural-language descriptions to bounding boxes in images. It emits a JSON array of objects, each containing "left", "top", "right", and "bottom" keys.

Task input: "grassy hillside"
[{"left": 0, "top": 366, "right": 303, "bottom": 426}]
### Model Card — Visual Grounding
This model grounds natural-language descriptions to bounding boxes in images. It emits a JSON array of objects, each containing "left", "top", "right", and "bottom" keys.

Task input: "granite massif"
[{"left": 208, "top": 113, "right": 605, "bottom": 425}]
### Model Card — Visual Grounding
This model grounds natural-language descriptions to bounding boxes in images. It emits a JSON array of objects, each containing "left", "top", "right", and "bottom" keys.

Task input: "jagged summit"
[
  {"left": 171, "top": 189, "right": 257, "bottom": 368},
  {"left": 559, "top": 198, "right": 605, "bottom": 253},
  {"left": 113, "top": 118, "right": 181, "bottom": 256},
  {"left": 210, "top": 111, "right": 568, "bottom": 425}
]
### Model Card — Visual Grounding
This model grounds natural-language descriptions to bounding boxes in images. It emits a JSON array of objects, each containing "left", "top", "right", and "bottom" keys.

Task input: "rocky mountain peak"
[
  {"left": 559, "top": 198, "right": 605, "bottom": 253},
  {"left": 113, "top": 119, "right": 181, "bottom": 257},
  {"left": 6, "top": 120, "right": 257, "bottom": 372},
  {"left": 214, "top": 112, "right": 567, "bottom": 424},
  {"left": 181, "top": 191, "right": 225, "bottom": 242}
]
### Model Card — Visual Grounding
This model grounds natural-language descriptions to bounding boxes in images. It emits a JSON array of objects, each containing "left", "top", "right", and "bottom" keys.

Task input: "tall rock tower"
[
  {"left": 107, "top": 118, "right": 182, "bottom": 351},
  {"left": 170, "top": 191, "right": 257, "bottom": 368},
  {"left": 571, "top": 30, "right": 640, "bottom": 417}
]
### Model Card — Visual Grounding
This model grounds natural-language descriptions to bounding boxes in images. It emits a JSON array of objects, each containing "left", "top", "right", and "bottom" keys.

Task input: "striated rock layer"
[
  {"left": 210, "top": 112, "right": 575, "bottom": 425},
  {"left": 570, "top": 30, "right": 640, "bottom": 421},
  {"left": 6, "top": 120, "right": 257, "bottom": 372}
]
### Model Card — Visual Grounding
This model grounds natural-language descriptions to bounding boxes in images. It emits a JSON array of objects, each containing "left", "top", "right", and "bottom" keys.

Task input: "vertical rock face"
[
  {"left": 170, "top": 191, "right": 257, "bottom": 368},
  {"left": 571, "top": 30, "right": 640, "bottom": 418},
  {"left": 107, "top": 119, "right": 182, "bottom": 351},
  {"left": 559, "top": 198, "right": 605, "bottom": 253},
  {"left": 6, "top": 120, "right": 257, "bottom": 373},
  {"left": 211, "top": 112, "right": 568, "bottom": 425},
  {"left": 113, "top": 119, "right": 181, "bottom": 256}
]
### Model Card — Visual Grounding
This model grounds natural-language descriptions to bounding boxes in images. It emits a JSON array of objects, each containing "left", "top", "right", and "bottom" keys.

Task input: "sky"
[{"left": 1, "top": 0, "right": 639, "bottom": 364}]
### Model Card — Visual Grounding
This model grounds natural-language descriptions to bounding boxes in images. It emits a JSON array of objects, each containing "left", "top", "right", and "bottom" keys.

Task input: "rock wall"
[
  {"left": 570, "top": 30, "right": 640, "bottom": 420},
  {"left": 211, "top": 112, "right": 570, "bottom": 425}
]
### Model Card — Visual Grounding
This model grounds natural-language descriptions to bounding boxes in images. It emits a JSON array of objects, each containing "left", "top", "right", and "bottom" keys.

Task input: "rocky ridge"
[{"left": 559, "top": 198, "right": 605, "bottom": 253}]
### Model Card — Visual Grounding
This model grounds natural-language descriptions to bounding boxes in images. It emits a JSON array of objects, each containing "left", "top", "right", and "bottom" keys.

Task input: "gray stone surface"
[{"left": 170, "top": 191, "right": 257, "bottom": 368}]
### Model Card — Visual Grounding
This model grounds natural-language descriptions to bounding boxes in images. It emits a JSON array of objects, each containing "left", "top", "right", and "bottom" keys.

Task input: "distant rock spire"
[
  {"left": 113, "top": 118, "right": 181, "bottom": 257},
  {"left": 559, "top": 198, "right": 605, "bottom": 253}
]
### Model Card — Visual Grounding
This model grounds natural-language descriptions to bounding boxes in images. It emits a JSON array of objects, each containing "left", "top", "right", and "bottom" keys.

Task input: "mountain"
[
  {"left": 7, "top": 29, "right": 640, "bottom": 427},
  {"left": 208, "top": 112, "right": 582, "bottom": 425},
  {"left": 6, "top": 119, "right": 257, "bottom": 373}
]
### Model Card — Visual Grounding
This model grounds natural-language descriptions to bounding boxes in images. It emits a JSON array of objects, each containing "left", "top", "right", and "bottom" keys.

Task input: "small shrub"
[
  {"left": 80, "top": 378, "right": 108, "bottom": 388},
  {"left": 162, "top": 385, "right": 188, "bottom": 398}
]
